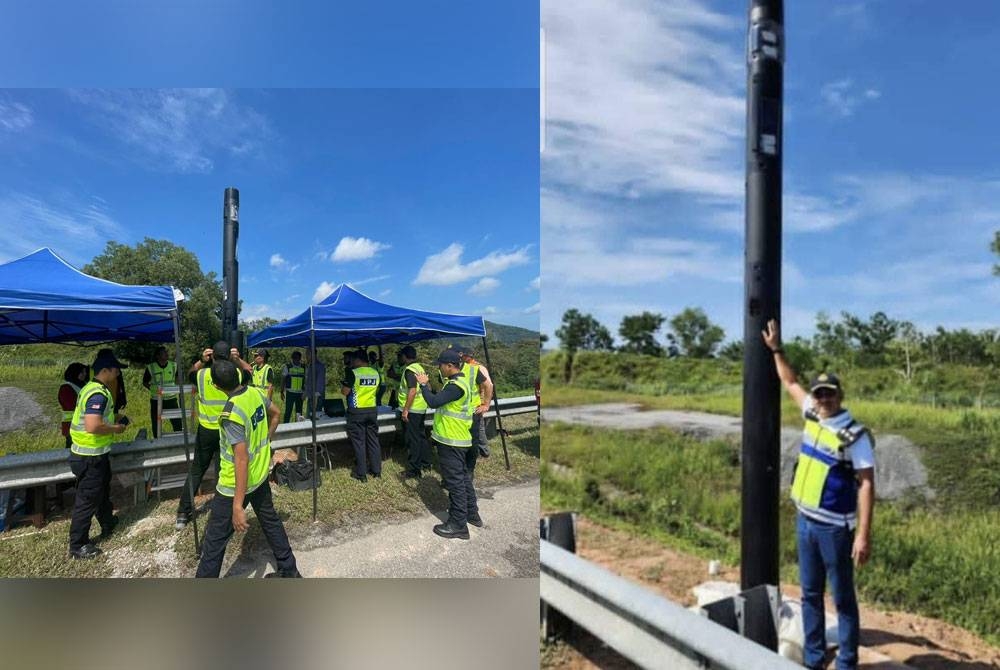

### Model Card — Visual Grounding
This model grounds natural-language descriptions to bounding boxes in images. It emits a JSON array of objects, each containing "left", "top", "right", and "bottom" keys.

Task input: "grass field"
[
  {"left": 541, "top": 384, "right": 1000, "bottom": 646},
  {"left": 0, "top": 412, "right": 539, "bottom": 577}
]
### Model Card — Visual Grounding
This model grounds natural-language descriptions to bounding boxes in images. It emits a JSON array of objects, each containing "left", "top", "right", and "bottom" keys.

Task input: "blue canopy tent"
[
  {"left": 248, "top": 285, "right": 510, "bottom": 519},
  {"left": 0, "top": 248, "right": 202, "bottom": 552}
]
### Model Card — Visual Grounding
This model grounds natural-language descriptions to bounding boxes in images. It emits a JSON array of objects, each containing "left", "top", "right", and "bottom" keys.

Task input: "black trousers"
[
  {"left": 347, "top": 411, "right": 381, "bottom": 477},
  {"left": 436, "top": 442, "right": 478, "bottom": 527},
  {"left": 283, "top": 392, "right": 303, "bottom": 423},
  {"left": 68, "top": 452, "right": 114, "bottom": 551},
  {"left": 195, "top": 483, "right": 297, "bottom": 578},
  {"left": 401, "top": 411, "right": 433, "bottom": 474},
  {"left": 177, "top": 424, "right": 220, "bottom": 517},
  {"left": 149, "top": 398, "right": 182, "bottom": 438}
]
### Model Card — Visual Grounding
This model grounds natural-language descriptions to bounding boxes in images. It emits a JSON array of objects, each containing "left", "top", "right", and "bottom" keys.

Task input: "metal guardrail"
[
  {"left": 540, "top": 540, "right": 800, "bottom": 670},
  {"left": 0, "top": 395, "right": 538, "bottom": 489}
]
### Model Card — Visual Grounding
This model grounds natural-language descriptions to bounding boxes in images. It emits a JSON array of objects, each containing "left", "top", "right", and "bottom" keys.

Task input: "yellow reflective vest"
[
  {"left": 430, "top": 373, "right": 473, "bottom": 447},
  {"left": 398, "top": 363, "right": 428, "bottom": 413},
  {"left": 216, "top": 387, "right": 271, "bottom": 497},
  {"left": 69, "top": 381, "right": 115, "bottom": 456}
]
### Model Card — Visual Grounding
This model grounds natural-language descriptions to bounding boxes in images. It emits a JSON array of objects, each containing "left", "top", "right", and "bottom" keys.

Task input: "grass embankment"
[
  {"left": 542, "top": 384, "right": 1000, "bottom": 646},
  {"left": 0, "top": 412, "right": 539, "bottom": 577}
]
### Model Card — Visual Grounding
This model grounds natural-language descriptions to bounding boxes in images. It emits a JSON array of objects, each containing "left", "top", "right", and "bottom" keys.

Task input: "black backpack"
[{"left": 283, "top": 459, "right": 322, "bottom": 491}]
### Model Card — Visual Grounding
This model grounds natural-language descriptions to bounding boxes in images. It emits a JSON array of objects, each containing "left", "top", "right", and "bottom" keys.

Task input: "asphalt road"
[{"left": 225, "top": 479, "right": 540, "bottom": 578}]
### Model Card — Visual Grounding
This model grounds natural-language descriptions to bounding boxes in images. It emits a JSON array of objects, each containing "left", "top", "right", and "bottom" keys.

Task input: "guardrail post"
[{"left": 540, "top": 512, "right": 576, "bottom": 640}]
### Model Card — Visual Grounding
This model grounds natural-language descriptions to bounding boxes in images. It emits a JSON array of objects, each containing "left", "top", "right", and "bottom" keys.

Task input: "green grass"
[
  {"left": 542, "top": 384, "right": 1000, "bottom": 646},
  {"left": 0, "top": 412, "right": 538, "bottom": 577}
]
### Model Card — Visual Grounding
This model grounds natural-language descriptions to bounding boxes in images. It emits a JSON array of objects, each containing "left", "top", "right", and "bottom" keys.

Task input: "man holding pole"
[{"left": 763, "top": 319, "right": 874, "bottom": 670}]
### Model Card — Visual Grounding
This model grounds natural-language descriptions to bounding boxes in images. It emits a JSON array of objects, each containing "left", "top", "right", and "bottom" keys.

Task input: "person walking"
[
  {"left": 250, "top": 349, "right": 275, "bottom": 401},
  {"left": 143, "top": 346, "right": 181, "bottom": 438},
  {"left": 396, "top": 345, "right": 433, "bottom": 479},
  {"left": 763, "top": 319, "right": 875, "bottom": 670},
  {"left": 195, "top": 359, "right": 301, "bottom": 578},
  {"left": 452, "top": 344, "right": 494, "bottom": 460},
  {"left": 176, "top": 341, "right": 252, "bottom": 529},
  {"left": 281, "top": 351, "right": 305, "bottom": 422},
  {"left": 67, "top": 351, "right": 128, "bottom": 559},
  {"left": 415, "top": 349, "right": 479, "bottom": 539},
  {"left": 341, "top": 350, "right": 381, "bottom": 481}
]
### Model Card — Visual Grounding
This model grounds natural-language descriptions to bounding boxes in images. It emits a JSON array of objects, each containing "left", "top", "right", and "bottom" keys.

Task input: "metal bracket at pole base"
[
  {"left": 540, "top": 512, "right": 577, "bottom": 641},
  {"left": 700, "top": 583, "right": 780, "bottom": 651}
]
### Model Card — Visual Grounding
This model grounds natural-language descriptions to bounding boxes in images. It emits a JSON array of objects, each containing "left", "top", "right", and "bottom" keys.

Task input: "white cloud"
[
  {"left": 269, "top": 254, "right": 286, "bottom": 269},
  {"left": 313, "top": 281, "right": 336, "bottom": 303},
  {"left": 348, "top": 274, "right": 390, "bottom": 287},
  {"left": 468, "top": 277, "right": 500, "bottom": 295},
  {"left": 379, "top": 289, "right": 392, "bottom": 297},
  {"left": 331, "top": 236, "right": 390, "bottom": 262},
  {"left": 0, "top": 191, "right": 127, "bottom": 263},
  {"left": 68, "top": 89, "right": 270, "bottom": 173},
  {"left": 241, "top": 303, "right": 296, "bottom": 322},
  {"left": 483, "top": 306, "right": 498, "bottom": 315},
  {"left": 528, "top": 276, "right": 540, "bottom": 291},
  {"left": 413, "top": 243, "right": 531, "bottom": 286},
  {"left": 820, "top": 79, "right": 880, "bottom": 118},
  {"left": 0, "top": 101, "right": 33, "bottom": 132},
  {"left": 525, "top": 302, "right": 540, "bottom": 314},
  {"left": 543, "top": 0, "right": 744, "bottom": 200}
]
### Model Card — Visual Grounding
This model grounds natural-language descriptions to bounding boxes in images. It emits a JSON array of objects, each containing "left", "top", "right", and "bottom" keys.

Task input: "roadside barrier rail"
[
  {"left": 540, "top": 540, "right": 801, "bottom": 670},
  {"left": 0, "top": 395, "right": 538, "bottom": 490}
]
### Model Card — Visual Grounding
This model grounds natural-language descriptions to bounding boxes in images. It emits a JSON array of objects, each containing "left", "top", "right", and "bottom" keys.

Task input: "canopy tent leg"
[
  {"left": 172, "top": 312, "right": 200, "bottom": 555},
  {"left": 481, "top": 337, "right": 510, "bottom": 470},
  {"left": 310, "top": 322, "right": 318, "bottom": 523}
]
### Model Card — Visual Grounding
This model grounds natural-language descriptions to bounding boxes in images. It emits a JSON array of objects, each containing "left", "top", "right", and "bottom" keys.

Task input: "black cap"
[
  {"left": 253, "top": 348, "right": 269, "bottom": 360},
  {"left": 434, "top": 349, "right": 462, "bottom": 366},
  {"left": 809, "top": 372, "right": 842, "bottom": 393},
  {"left": 451, "top": 344, "right": 473, "bottom": 356},
  {"left": 400, "top": 345, "right": 417, "bottom": 359},
  {"left": 93, "top": 351, "right": 126, "bottom": 373}
]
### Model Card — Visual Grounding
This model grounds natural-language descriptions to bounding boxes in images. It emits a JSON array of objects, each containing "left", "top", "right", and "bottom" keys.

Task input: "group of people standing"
[{"left": 59, "top": 338, "right": 497, "bottom": 573}]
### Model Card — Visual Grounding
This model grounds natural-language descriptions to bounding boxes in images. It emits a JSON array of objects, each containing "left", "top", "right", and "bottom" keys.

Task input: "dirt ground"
[{"left": 542, "top": 515, "right": 1000, "bottom": 670}]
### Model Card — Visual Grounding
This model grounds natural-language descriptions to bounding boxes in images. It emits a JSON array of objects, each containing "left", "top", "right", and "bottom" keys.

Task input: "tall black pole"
[
  {"left": 741, "top": 0, "right": 783, "bottom": 594},
  {"left": 172, "top": 311, "right": 200, "bottom": 555},
  {"left": 481, "top": 336, "right": 510, "bottom": 470},
  {"left": 310, "top": 315, "right": 318, "bottom": 522},
  {"left": 222, "top": 188, "right": 242, "bottom": 349}
]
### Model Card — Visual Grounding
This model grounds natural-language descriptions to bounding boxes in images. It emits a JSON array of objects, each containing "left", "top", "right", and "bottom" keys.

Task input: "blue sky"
[
  {"left": 541, "top": 0, "right": 1000, "bottom": 344},
  {"left": 0, "top": 88, "right": 539, "bottom": 330}
]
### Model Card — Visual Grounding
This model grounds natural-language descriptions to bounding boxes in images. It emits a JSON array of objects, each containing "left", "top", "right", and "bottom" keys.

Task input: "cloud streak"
[
  {"left": 0, "top": 191, "right": 127, "bottom": 263},
  {"left": 413, "top": 243, "right": 531, "bottom": 286}
]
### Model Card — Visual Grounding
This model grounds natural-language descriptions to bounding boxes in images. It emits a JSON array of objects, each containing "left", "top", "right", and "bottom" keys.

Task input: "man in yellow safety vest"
[
  {"left": 143, "top": 346, "right": 180, "bottom": 438},
  {"left": 195, "top": 358, "right": 300, "bottom": 578}
]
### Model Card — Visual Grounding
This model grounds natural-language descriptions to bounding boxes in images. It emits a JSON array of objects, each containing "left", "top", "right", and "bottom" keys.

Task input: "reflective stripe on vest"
[
  {"left": 398, "top": 363, "right": 428, "bottom": 412},
  {"left": 349, "top": 366, "right": 379, "bottom": 409},
  {"left": 790, "top": 415, "right": 869, "bottom": 527},
  {"left": 196, "top": 368, "right": 229, "bottom": 429},
  {"left": 462, "top": 362, "right": 482, "bottom": 407},
  {"left": 216, "top": 387, "right": 271, "bottom": 496},
  {"left": 59, "top": 381, "right": 81, "bottom": 422},
  {"left": 69, "top": 382, "right": 114, "bottom": 456},
  {"left": 252, "top": 364, "right": 273, "bottom": 390},
  {"left": 286, "top": 364, "right": 305, "bottom": 392},
  {"left": 431, "top": 374, "right": 473, "bottom": 447},
  {"left": 147, "top": 361, "right": 177, "bottom": 400}
]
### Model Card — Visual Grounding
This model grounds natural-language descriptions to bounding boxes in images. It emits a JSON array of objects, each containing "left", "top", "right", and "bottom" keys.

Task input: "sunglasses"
[{"left": 813, "top": 388, "right": 838, "bottom": 399}]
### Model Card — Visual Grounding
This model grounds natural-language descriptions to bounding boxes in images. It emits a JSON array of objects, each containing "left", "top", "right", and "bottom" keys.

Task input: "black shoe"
[
  {"left": 478, "top": 445, "right": 490, "bottom": 458},
  {"left": 350, "top": 473, "right": 367, "bottom": 482},
  {"left": 265, "top": 568, "right": 303, "bottom": 578},
  {"left": 70, "top": 544, "right": 102, "bottom": 560},
  {"left": 402, "top": 470, "right": 421, "bottom": 480},
  {"left": 433, "top": 521, "right": 469, "bottom": 540},
  {"left": 175, "top": 514, "right": 191, "bottom": 530},
  {"left": 467, "top": 513, "right": 484, "bottom": 528},
  {"left": 99, "top": 515, "right": 119, "bottom": 539},
  {"left": 370, "top": 472, "right": 382, "bottom": 479}
]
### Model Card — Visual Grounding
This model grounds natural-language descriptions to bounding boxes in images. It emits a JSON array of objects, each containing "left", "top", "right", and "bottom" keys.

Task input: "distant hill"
[{"left": 484, "top": 320, "right": 539, "bottom": 344}]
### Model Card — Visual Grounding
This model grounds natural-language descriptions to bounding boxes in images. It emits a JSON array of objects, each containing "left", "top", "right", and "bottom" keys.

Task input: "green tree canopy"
[
  {"left": 668, "top": 307, "right": 724, "bottom": 358},
  {"left": 618, "top": 311, "right": 665, "bottom": 356},
  {"left": 555, "top": 308, "right": 614, "bottom": 354},
  {"left": 84, "top": 238, "right": 223, "bottom": 366}
]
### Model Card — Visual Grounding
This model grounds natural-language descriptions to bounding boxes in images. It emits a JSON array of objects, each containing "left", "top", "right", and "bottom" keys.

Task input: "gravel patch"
[
  {"left": 0, "top": 386, "right": 47, "bottom": 434},
  {"left": 544, "top": 404, "right": 933, "bottom": 501}
]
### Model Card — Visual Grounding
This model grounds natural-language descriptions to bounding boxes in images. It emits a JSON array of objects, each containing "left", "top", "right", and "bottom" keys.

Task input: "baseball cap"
[
  {"left": 434, "top": 349, "right": 462, "bottom": 366},
  {"left": 399, "top": 345, "right": 417, "bottom": 359},
  {"left": 809, "top": 372, "right": 842, "bottom": 393},
  {"left": 253, "top": 348, "right": 269, "bottom": 359},
  {"left": 451, "top": 344, "right": 473, "bottom": 356},
  {"left": 93, "top": 351, "right": 126, "bottom": 373}
]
